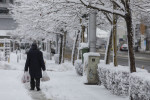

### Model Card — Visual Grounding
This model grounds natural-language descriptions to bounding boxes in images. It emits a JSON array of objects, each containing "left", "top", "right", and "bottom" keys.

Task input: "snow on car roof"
[{"left": 122, "top": 44, "right": 128, "bottom": 47}]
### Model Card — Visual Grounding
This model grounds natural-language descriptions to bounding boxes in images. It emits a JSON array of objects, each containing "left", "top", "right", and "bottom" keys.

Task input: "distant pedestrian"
[{"left": 24, "top": 42, "right": 46, "bottom": 91}]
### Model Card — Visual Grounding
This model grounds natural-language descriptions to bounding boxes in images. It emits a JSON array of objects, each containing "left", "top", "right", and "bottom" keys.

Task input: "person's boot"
[
  {"left": 37, "top": 87, "right": 41, "bottom": 91},
  {"left": 30, "top": 88, "right": 34, "bottom": 90}
]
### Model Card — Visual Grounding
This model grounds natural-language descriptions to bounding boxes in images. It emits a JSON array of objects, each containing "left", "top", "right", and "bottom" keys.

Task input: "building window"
[
  {"left": 0, "top": 43, "right": 4, "bottom": 47},
  {"left": 0, "top": 7, "right": 9, "bottom": 14}
]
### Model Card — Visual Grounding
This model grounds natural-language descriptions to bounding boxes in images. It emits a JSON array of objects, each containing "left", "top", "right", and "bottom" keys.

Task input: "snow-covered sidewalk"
[
  {"left": 0, "top": 52, "right": 129, "bottom": 100},
  {"left": 0, "top": 70, "right": 32, "bottom": 100}
]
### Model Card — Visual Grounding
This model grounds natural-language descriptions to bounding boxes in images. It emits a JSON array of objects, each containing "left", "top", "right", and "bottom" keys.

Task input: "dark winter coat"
[{"left": 24, "top": 43, "right": 46, "bottom": 78}]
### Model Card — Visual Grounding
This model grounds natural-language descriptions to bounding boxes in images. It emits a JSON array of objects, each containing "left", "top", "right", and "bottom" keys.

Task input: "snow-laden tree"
[
  {"left": 78, "top": 0, "right": 150, "bottom": 73},
  {"left": 11, "top": 0, "right": 91, "bottom": 64}
]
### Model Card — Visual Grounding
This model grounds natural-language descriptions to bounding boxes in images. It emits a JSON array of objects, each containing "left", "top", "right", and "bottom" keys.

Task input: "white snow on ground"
[
  {"left": 0, "top": 70, "right": 32, "bottom": 100},
  {"left": 0, "top": 52, "right": 32, "bottom": 100},
  {"left": 41, "top": 70, "right": 128, "bottom": 100},
  {"left": 0, "top": 52, "right": 129, "bottom": 100}
]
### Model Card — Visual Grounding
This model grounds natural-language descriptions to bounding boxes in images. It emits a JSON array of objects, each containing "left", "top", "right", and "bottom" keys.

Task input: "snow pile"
[
  {"left": 98, "top": 61, "right": 147, "bottom": 96},
  {"left": 42, "top": 51, "right": 51, "bottom": 60},
  {"left": 74, "top": 59, "right": 83, "bottom": 76},
  {"left": 58, "top": 62, "right": 74, "bottom": 71},
  {"left": 0, "top": 61, "right": 11, "bottom": 70},
  {"left": 130, "top": 72, "right": 150, "bottom": 100},
  {"left": 46, "top": 61, "right": 74, "bottom": 72},
  {"left": 54, "top": 54, "right": 59, "bottom": 64},
  {"left": 0, "top": 53, "right": 25, "bottom": 70}
]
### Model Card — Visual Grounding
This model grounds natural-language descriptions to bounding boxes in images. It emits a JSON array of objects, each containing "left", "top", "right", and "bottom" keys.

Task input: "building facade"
[
  {"left": 0, "top": 0, "right": 17, "bottom": 61},
  {"left": 0, "top": 0, "right": 17, "bottom": 30},
  {"left": 135, "top": 23, "right": 150, "bottom": 51}
]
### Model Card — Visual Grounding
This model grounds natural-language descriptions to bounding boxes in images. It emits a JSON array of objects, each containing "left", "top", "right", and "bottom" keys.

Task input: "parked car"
[{"left": 120, "top": 44, "right": 128, "bottom": 51}]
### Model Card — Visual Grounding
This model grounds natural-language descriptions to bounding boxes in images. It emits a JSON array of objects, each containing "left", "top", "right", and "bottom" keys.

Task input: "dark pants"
[{"left": 30, "top": 77, "right": 40, "bottom": 89}]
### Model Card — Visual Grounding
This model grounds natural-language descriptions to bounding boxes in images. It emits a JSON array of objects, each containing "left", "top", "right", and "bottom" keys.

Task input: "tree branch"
[
  {"left": 110, "top": 0, "right": 125, "bottom": 12},
  {"left": 79, "top": 0, "right": 125, "bottom": 18},
  {"left": 103, "top": 12, "right": 112, "bottom": 24}
]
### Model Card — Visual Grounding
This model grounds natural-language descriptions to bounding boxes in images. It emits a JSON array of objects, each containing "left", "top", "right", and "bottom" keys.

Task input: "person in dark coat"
[{"left": 24, "top": 43, "right": 46, "bottom": 91}]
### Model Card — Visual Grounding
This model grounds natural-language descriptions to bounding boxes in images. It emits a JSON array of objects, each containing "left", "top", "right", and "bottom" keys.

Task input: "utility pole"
[
  {"left": 89, "top": 10, "right": 96, "bottom": 52},
  {"left": 85, "top": 10, "right": 100, "bottom": 84}
]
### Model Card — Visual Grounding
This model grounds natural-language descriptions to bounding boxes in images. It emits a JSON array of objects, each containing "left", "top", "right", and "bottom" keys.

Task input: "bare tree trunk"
[
  {"left": 59, "top": 34, "right": 63, "bottom": 64},
  {"left": 113, "top": 4, "right": 118, "bottom": 67},
  {"left": 62, "top": 31, "right": 67, "bottom": 63},
  {"left": 126, "top": 1, "right": 136, "bottom": 100},
  {"left": 56, "top": 34, "right": 59, "bottom": 54},
  {"left": 81, "top": 25, "right": 85, "bottom": 42},
  {"left": 80, "top": 19, "right": 82, "bottom": 43},
  {"left": 105, "top": 30, "right": 112, "bottom": 64},
  {"left": 49, "top": 41, "right": 52, "bottom": 60},
  {"left": 77, "top": 30, "right": 81, "bottom": 59},
  {"left": 125, "top": 0, "right": 136, "bottom": 73},
  {"left": 72, "top": 33, "right": 79, "bottom": 65}
]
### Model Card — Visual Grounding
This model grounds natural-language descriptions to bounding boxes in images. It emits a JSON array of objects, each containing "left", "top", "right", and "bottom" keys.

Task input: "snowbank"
[
  {"left": 98, "top": 61, "right": 147, "bottom": 96},
  {"left": 74, "top": 59, "right": 83, "bottom": 76},
  {"left": 46, "top": 60, "right": 74, "bottom": 72},
  {"left": 54, "top": 54, "right": 59, "bottom": 64},
  {"left": 0, "top": 52, "right": 26, "bottom": 71}
]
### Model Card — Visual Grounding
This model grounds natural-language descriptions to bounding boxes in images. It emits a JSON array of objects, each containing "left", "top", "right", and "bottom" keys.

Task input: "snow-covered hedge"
[
  {"left": 130, "top": 72, "right": 150, "bottom": 100},
  {"left": 98, "top": 62, "right": 130, "bottom": 96},
  {"left": 98, "top": 61, "right": 147, "bottom": 96},
  {"left": 54, "top": 54, "right": 59, "bottom": 64},
  {"left": 75, "top": 59, "right": 83, "bottom": 76}
]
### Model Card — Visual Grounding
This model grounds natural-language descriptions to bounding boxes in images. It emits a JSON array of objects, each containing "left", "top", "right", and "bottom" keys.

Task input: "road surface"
[{"left": 100, "top": 51, "right": 150, "bottom": 72}]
